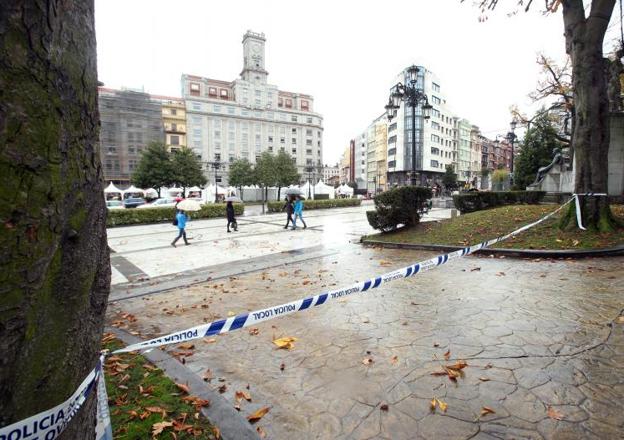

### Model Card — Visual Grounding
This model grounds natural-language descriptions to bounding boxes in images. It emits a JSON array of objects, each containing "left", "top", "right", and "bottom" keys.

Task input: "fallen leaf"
[
  {"left": 177, "top": 342, "right": 195, "bottom": 350},
  {"left": 483, "top": 363, "right": 493, "bottom": 369},
  {"left": 379, "top": 260, "right": 393, "bottom": 266},
  {"left": 362, "top": 357, "right": 374, "bottom": 365},
  {"left": 272, "top": 336, "right": 297, "bottom": 350},
  {"left": 205, "top": 338, "right": 217, "bottom": 344},
  {"left": 227, "top": 311, "right": 236, "bottom": 317},
  {"left": 496, "top": 271, "right": 506, "bottom": 276},
  {"left": 433, "top": 342, "right": 440, "bottom": 347},
  {"left": 436, "top": 398, "right": 448, "bottom": 412},
  {"left": 470, "top": 267, "right": 481, "bottom": 272},
  {"left": 126, "top": 410, "right": 138, "bottom": 419},
  {"left": 445, "top": 360, "right": 468, "bottom": 371},
  {"left": 302, "top": 280, "right": 311, "bottom": 285},
  {"left": 175, "top": 383, "right": 190, "bottom": 394},
  {"left": 152, "top": 421, "right": 173, "bottom": 436},
  {"left": 572, "top": 239, "right": 580, "bottom": 246},
  {"left": 380, "top": 403, "right": 389, "bottom": 411},
  {"left": 202, "top": 369, "right": 213, "bottom": 382},
  {"left": 146, "top": 406, "right": 167, "bottom": 417},
  {"left": 479, "top": 377, "right": 491, "bottom": 382},
  {"left": 213, "top": 426, "right": 221, "bottom": 439},
  {"left": 256, "top": 426, "right": 267, "bottom": 438},
  {"left": 430, "top": 398, "right": 437, "bottom": 411},
  {"left": 480, "top": 406, "right": 496, "bottom": 417},
  {"left": 547, "top": 406, "right": 564, "bottom": 420},
  {"left": 280, "top": 363, "right": 285, "bottom": 371},
  {"left": 390, "top": 355, "right": 399, "bottom": 365},
  {"left": 236, "top": 390, "right": 252, "bottom": 402},
  {"left": 247, "top": 406, "right": 270, "bottom": 423},
  {"left": 443, "top": 350, "right": 451, "bottom": 361},
  {"left": 218, "top": 384, "right": 227, "bottom": 394},
  {"left": 430, "top": 370, "right": 448, "bottom": 376},
  {"left": 172, "top": 420, "right": 194, "bottom": 432},
  {"left": 616, "top": 316, "right": 624, "bottom": 324},
  {"left": 249, "top": 328, "right": 260, "bottom": 336}
]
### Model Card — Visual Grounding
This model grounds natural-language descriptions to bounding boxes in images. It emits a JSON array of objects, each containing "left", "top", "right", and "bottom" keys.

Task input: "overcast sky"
[{"left": 94, "top": 0, "right": 620, "bottom": 165}]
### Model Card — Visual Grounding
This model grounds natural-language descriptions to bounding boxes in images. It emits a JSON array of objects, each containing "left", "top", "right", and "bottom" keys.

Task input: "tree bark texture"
[
  {"left": 562, "top": 0, "right": 617, "bottom": 230},
  {"left": 0, "top": 1, "right": 110, "bottom": 438}
]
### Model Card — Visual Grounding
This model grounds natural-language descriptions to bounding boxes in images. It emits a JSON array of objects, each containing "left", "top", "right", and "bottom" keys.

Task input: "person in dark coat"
[
  {"left": 282, "top": 196, "right": 294, "bottom": 229},
  {"left": 226, "top": 201, "right": 238, "bottom": 233}
]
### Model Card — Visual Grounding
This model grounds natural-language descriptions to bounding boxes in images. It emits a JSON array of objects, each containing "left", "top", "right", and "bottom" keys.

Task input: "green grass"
[
  {"left": 103, "top": 336, "right": 217, "bottom": 439},
  {"left": 366, "top": 204, "right": 624, "bottom": 250}
]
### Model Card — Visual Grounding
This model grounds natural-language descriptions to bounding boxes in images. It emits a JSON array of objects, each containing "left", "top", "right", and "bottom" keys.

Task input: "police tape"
[
  {"left": 114, "top": 196, "right": 575, "bottom": 354},
  {"left": 0, "top": 356, "right": 104, "bottom": 440},
  {"left": 573, "top": 192, "right": 608, "bottom": 230},
  {"left": 0, "top": 196, "right": 576, "bottom": 437}
]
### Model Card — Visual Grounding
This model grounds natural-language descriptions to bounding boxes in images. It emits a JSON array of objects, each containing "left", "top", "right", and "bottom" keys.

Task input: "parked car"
[
  {"left": 123, "top": 197, "right": 146, "bottom": 209},
  {"left": 137, "top": 197, "right": 177, "bottom": 209},
  {"left": 106, "top": 200, "right": 124, "bottom": 210}
]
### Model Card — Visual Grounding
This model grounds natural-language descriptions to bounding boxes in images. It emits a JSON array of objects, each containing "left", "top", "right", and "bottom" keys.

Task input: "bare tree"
[
  {"left": 0, "top": 1, "right": 110, "bottom": 438},
  {"left": 467, "top": 0, "right": 620, "bottom": 231}
]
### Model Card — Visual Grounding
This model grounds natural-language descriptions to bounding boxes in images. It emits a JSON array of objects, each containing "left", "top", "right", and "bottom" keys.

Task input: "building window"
[
  {"left": 291, "top": 115, "right": 298, "bottom": 122},
  {"left": 292, "top": 148, "right": 297, "bottom": 153},
  {"left": 388, "top": 160, "right": 396, "bottom": 168},
  {"left": 192, "top": 102, "right": 201, "bottom": 110},
  {"left": 190, "top": 83, "right": 200, "bottom": 96},
  {"left": 431, "top": 147, "right": 439, "bottom": 155},
  {"left": 389, "top": 122, "right": 397, "bottom": 131},
  {"left": 431, "top": 121, "right": 440, "bottom": 131},
  {"left": 285, "top": 99, "right": 292, "bottom": 108},
  {"left": 227, "top": 106, "right": 235, "bottom": 114},
  {"left": 291, "top": 138, "right": 296, "bottom": 144},
  {"left": 306, "top": 129, "right": 312, "bottom": 136},
  {"left": 268, "top": 136, "right": 273, "bottom": 143},
  {"left": 301, "top": 100, "right": 309, "bottom": 110},
  {"left": 220, "top": 89, "right": 228, "bottom": 99},
  {"left": 388, "top": 135, "right": 397, "bottom": 143},
  {"left": 208, "top": 87, "right": 217, "bottom": 97},
  {"left": 306, "top": 117, "right": 313, "bottom": 124},
  {"left": 306, "top": 139, "right": 312, "bottom": 146},
  {"left": 388, "top": 148, "right": 396, "bottom": 156},
  {"left": 170, "top": 108, "right": 177, "bottom": 116},
  {"left": 280, "top": 137, "right": 285, "bottom": 144},
  {"left": 306, "top": 149, "right": 312, "bottom": 155},
  {"left": 214, "top": 105, "right": 221, "bottom": 112},
  {"left": 432, "top": 82, "right": 440, "bottom": 92},
  {"left": 291, "top": 128, "right": 297, "bottom": 134},
  {"left": 432, "top": 96, "right": 441, "bottom": 105},
  {"left": 171, "top": 135, "right": 180, "bottom": 145},
  {"left": 278, "top": 98, "right": 283, "bottom": 107}
]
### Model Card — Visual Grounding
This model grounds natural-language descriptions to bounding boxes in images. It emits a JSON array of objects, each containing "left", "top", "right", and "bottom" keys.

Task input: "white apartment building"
[
  {"left": 321, "top": 164, "right": 340, "bottom": 183},
  {"left": 386, "top": 66, "right": 457, "bottom": 187},
  {"left": 181, "top": 31, "right": 323, "bottom": 184},
  {"left": 354, "top": 131, "right": 368, "bottom": 188}
]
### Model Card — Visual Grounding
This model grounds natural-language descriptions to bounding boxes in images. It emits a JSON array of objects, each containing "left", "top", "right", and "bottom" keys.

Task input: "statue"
[{"left": 533, "top": 147, "right": 563, "bottom": 184}]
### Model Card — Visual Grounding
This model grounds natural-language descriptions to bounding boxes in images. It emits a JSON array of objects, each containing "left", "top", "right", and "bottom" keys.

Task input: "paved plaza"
[{"left": 106, "top": 205, "right": 624, "bottom": 439}]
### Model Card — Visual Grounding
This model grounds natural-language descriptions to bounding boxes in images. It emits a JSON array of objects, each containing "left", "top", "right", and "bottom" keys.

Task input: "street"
[{"left": 107, "top": 205, "right": 624, "bottom": 440}]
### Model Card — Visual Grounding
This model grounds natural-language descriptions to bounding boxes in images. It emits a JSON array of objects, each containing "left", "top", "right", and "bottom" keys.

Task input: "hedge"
[
  {"left": 106, "top": 203, "right": 244, "bottom": 227},
  {"left": 267, "top": 198, "right": 361, "bottom": 212},
  {"left": 452, "top": 191, "right": 546, "bottom": 214},
  {"left": 367, "top": 186, "right": 432, "bottom": 232}
]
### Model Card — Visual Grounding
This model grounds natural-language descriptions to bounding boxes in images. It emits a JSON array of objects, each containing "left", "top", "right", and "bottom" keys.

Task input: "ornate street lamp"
[
  {"left": 206, "top": 160, "right": 221, "bottom": 203},
  {"left": 385, "top": 65, "right": 433, "bottom": 186},
  {"left": 304, "top": 165, "right": 315, "bottom": 199},
  {"left": 506, "top": 118, "right": 518, "bottom": 184}
]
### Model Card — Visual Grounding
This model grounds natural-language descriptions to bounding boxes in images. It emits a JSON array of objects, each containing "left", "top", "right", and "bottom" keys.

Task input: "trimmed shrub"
[
  {"left": 106, "top": 203, "right": 244, "bottom": 227},
  {"left": 452, "top": 191, "right": 546, "bottom": 214},
  {"left": 267, "top": 198, "right": 361, "bottom": 212},
  {"left": 367, "top": 186, "right": 432, "bottom": 232}
]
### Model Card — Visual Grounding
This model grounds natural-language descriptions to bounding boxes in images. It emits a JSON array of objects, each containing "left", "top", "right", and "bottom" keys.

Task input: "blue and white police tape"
[
  {"left": 0, "top": 356, "right": 104, "bottom": 440},
  {"left": 573, "top": 192, "right": 608, "bottom": 230},
  {"left": 114, "top": 197, "right": 575, "bottom": 354},
  {"left": 95, "top": 361, "right": 113, "bottom": 440}
]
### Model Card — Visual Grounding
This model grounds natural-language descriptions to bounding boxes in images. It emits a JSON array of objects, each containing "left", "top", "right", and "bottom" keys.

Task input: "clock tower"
[{"left": 241, "top": 30, "right": 268, "bottom": 84}]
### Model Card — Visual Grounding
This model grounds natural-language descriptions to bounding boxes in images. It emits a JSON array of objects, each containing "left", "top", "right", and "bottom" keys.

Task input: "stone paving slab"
[{"left": 107, "top": 241, "right": 624, "bottom": 439}]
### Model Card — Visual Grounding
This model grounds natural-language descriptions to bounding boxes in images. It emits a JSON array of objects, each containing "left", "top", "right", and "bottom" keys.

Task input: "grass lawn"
[
  {"left": 366, "top": 204, "right": 624, "bottom": 250},
  {"left": 103, "top": 334, "right": 217, "bottom": 439}
]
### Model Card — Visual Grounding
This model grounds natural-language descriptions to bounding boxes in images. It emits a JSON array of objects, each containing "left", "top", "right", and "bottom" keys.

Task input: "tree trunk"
[
  {"left": 561, "top": 0, "right": 617, "bottom": 231},
  {"left": 277, "top": 186, "right": 282, "bottom": 201},
  {"left": 0, "top": 1, "right": 109, "bottom": 438}
]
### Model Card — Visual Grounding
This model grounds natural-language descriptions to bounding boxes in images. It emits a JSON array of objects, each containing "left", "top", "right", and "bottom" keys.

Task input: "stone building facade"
[{"left": 181, "top": 31, "right": 324, "bottom": 185}]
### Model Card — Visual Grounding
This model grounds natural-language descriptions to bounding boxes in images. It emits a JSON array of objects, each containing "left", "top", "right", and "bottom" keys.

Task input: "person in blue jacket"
[
  {"left": 292, "top": 196, "right": 307, "bottom": 230},
  {"left": 171, "top": 209, "right": 190, "bottom": 247}
]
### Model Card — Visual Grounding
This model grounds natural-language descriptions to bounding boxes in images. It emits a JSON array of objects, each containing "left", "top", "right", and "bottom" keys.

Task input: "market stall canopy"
[
  {"left": 104, "top": 182, "right": 122, "bottom": 194},
  {"left": 122, "top": 185, "right": 145, "bottom": 195}
]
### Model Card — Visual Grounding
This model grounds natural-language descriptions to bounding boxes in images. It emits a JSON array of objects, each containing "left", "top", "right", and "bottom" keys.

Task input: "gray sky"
[{"left": 94, "top": 0, "right": 620, "bottom": 165}]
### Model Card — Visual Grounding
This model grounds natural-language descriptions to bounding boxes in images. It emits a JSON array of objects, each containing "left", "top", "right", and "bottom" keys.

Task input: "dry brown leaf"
[
  {"left": 218, "top": 384, "right": 227, "bottom": 394},
  {"left": 126, "top": 410, "right": 138, "bottom": 419},
  {"left": 390, "top": 355, "right": 399, "bottom": 365},
  {"left": 616, "top": 316, "right": 624, "bottom": 324},
  {"left": 547, "top": 406, "right": 564, "bottom": 420},
  {"left": 496, "top": 271, "right": 506, "bottom": 276},
  {"left": 361, "top": 357, "right": 374, "bottom": 365},
  {"left": 470, "top": 267, "right": 481, "bottom": 272},
  {"left": 205, "top": 338, "right": 217, "bottom": 344},
  {"left": 478, "top": 377, "right": 491, "bottom": 382},
  {"left": 430, "top": 398, "right": 437, "bottom": 411},
  {"left": 256, "top": 426, "right": 267, "bottom": 438},
  {"left": 175, "top": 383, "right": 190, "bottom": 394},
  {"left": 202, "top": 369, "right": 213, "bottom": 382},
  {"left": 235, "top": 390, "right": 252, "bottom": 402},
  {"left": 480, "top": 406, "right": 496, "bottom": 417},
  {"left": 483, "top": 363, "right": 493, "bottom": 369},
  {"left": 177, "top": 342, "right": 195, "bottom": 350},
  {"left": 443, "top": 350, "right": 451, "bottom": 361},
  {"left": 152, "top": 421, "right": 173, "bottom": 436},
  {"left": 380, "top": 403, "right": 389, "bottom": 411},
  {"left": 430, "top": 370, "right": 448, "bottom": 376},
  {"left": 146, "top": 406, "right": 167, "bottom": 418},
  {"left": 445, "top": 367, "right": 460, "bottom": 380},
  {"left": 213, "top": 426, "right": 221, "bottom": 439},
  {"left": 249, "top": 328, "right": 260, "bottom": 336},
  {"left": 445, "top": 360, "right": 468, "bottom": 371},
  {"left": 302, "top": 280, "right": 311, "bottom": 285},
  {"left": 172, "top": 420, "right": 194, "bottom": 432},
  {"left": 247, "top": 406, "right": 270, "bottom": 423}
]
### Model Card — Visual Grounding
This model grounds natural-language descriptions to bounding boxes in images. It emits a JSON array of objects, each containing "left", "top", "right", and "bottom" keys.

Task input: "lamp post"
[
  {"left": 385, "top": 65, "right": 433, "bottom": 187},
  {"left": 506, "top": 119, "right": 517, "bottom": 186},
  {"left": 206, "top": 160, "right": 221, "bottom": 203},
  {"left": 305, "top": 165, "right": 315, "bottom": 199},
  {"left": 372, "top": 175, "right": 377, "bottom": 196}
]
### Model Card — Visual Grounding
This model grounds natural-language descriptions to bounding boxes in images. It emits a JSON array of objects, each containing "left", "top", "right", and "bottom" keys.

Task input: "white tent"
[
  {"left": 144, "top": 188, "right": 158, "bottom": 198},
  {"left": 123, "top": 185, "right": 144, "bottom": 196},
  {"left": 188, "top": 186, "right": 202, "bottom": 193},
  {"left": 314, "top": 180, "right": 335, "bottom": 199},
  {"left": 167, "top": 187, "right": 184, "bottom": 196},
  {"left": 337, "top": 184, "right": 354, "bottom": 197},
  {"left": 104, "top": 182, "right": 122, "bottom": 194},
  {"left": 299, "top": 181, "right": 314, "bottom": 199}
]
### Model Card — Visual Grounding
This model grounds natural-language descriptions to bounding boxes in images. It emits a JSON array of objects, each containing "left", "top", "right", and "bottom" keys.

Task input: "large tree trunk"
[
  {"left": 0, "top": 1, "right": 110, "bottom": 438},
  {"left": 559, "top": 0, "right": 617, "bottom": 231}
]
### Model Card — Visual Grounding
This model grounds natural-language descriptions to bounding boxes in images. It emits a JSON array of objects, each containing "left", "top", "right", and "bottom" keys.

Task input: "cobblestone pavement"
[{"left": 107, "top": 207, "right": 624, "bottom": 440}]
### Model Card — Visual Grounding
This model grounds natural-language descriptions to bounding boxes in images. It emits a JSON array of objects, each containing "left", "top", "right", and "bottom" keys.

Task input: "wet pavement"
[{"left": 106, "top": 205, "right": 624, "bottom": 439}]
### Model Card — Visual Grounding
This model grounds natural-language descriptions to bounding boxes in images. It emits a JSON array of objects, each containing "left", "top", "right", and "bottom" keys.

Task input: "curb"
[
  {"left": 106, "top": 327, "right": 260, "bottom": 440},
  {"left": 361, "top": 239, "right": 624, "bottom": 259}
]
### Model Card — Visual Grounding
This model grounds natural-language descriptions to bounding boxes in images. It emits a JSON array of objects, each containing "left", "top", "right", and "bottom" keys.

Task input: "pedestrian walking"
[
  {"left": 226, "top": 201, "right": 238, "bottom": 233},
  {"left": 171, "top": 209, "right": 190, "bottom": 247},
  {"left": 292, "top": 196, "right": 307, "bottom": 230},
  {"left": 282, "top": 196, "right": 294, "bottom": 229}
]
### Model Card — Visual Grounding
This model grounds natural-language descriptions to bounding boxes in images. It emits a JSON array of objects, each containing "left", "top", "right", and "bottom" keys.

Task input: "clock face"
[{"left": 251, "top": 43, "right": 260, "bottom": 54}]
